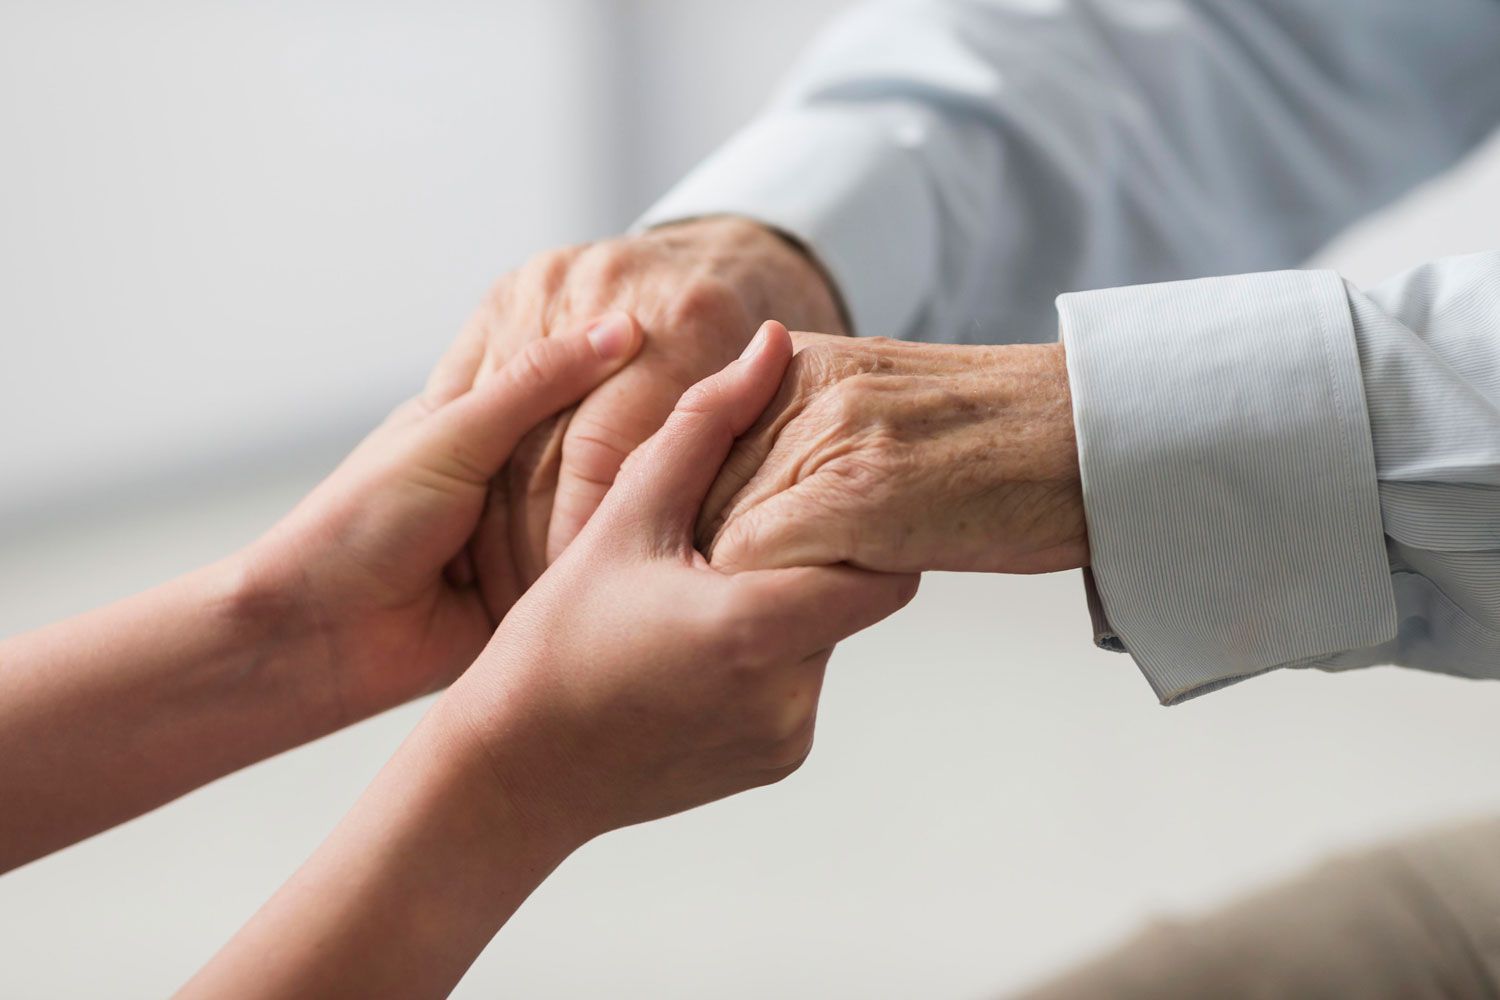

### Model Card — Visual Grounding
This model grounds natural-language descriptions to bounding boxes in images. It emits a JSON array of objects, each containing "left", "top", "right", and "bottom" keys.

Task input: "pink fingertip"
[
  {"left": 739, "top": 323, "right": 769, "bottom": 361},
  {"left": 586, "top": 311, "right": 637, "bottom": 360}
]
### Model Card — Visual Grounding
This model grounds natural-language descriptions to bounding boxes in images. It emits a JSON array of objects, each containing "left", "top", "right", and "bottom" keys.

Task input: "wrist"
[
  {"left": 185, "top": 691, "right": 580, "bottom": 998},
  {"left": 409, "top": 697, "right": 585, "bottom": 865},
  {"left": 969, "top": 341, "right": 1088, "bottom": 572},
  {"left": 215, "top": 542, "right": 353, "bottom": 728},
  {"left": 647, "top": 216, "right": 849, "bottom": 336},
  {"left": 425, "top": 660, "right": 601, "bottom": 855}
]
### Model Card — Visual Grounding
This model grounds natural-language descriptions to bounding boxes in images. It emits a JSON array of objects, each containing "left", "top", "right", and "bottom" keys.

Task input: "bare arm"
[
  {"left": 0, "top": 560, "right": 341, "bottom": 872},
  {"left": 174, "top": 700, "right": 566, "bottom": 999},
  {"left": 180, "top": 323, "right": 920, "bottom": 998},
  {"left": 0, "top": 316, "right": 641, "bottom": 872}
]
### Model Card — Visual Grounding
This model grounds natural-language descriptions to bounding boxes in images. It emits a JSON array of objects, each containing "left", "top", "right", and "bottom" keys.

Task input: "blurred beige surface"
[{"left": 2, "top": 2, "right": 1500, "bottom": 997}]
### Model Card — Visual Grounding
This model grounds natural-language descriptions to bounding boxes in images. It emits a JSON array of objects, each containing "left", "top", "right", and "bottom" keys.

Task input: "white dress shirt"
[{"left": 639, "top": 0, "right": 1500, "bottom": 702}]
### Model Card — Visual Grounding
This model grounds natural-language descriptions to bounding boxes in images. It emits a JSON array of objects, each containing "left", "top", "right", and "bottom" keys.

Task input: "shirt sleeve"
[
  {"left": 637, "top": 0, "right": 1500, "bottom": 346},
  {"left": 1059, "top": 251, "right": 1500, "bottom": 703}
]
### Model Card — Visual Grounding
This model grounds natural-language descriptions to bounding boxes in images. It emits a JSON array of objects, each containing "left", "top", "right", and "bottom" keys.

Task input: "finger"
[
  {"left": 467, "top": 475, "right": 523, "bottom": 619},
  {"left": 707, "top": 482, "right": 852, "bottom": 573},
  {"left": 694, "top": 377, "right": 805, "bottom": 551},
  {"left": 606, "top": 321, "right": 792, "bottom": 539},
  {"left": 411, "top": 312, "right": 642, "bottom": 484},
  {"left": 757, "top": 653, "right": 830, "bottom": 774},
  {"left": 730, "top": 563, "right": 921, "bottom": 655},
  {"left": 443, "top": 547, "right": 477, "bottom": 588},
  {"left": 695, "top": 332, "right": 856, "bottom": 549},
  {"left": 423, "top": 270, "right": 530, "bottom": 407},
  {"left": 421, "top": 310, "right": 490, "bottom": 408},
  {"left": 507, "top": 409, "right": 570, "bottom": 588},
  {"left": 544, "top": 369, "right": 685, "bottom": 565}
]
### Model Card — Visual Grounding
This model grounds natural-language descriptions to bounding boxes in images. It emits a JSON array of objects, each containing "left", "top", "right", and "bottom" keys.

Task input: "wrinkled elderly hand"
[
  {"left": 698, "top": 333, "right": 1088, "bottom": 575},
  {"left": 424, "top": 217, "right": 846, "bottom": 586},
  {"left": 453, "top": 322, "right": 919, "bottom": 841}
]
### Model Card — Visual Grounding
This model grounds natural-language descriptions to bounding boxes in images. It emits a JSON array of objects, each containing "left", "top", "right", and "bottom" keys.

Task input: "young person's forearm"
[
  {"left": 178, "top": 682, "right": 575, "bottom": 1000},
  {"left": 182, "top": 322, "right": 920, "bottom": 997},
  {"left": 0, "top": 554, "right": 342, "bottom": 872},
  {"left": 0, "top": 321, "right": 645, "bottom": 874}
]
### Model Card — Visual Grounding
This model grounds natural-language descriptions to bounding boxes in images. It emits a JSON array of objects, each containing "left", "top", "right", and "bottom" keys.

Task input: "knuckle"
[
  {"left": 506, "top": 339, "right": 555, "bottom": 389},
  {"left": 563, "top": 416, "right": 638, "bottom": 487},
  {"left": 576, "top": 240, "right": 634, "bottom": 289},
  {"left": 719, "top": 613, "right": 772, "bottom": 674},
  {"left": 767, "top": 694, "right": 814, "bottom": 743},
  {"left": 666, "top": 277, "right": 748, "bottom": 331},
  {"left": 522, "top": 246, "right": 577, "bottom": 289},
  {"left": 710, "top": 510, "right": 776, "bottom": 571},
  {"left": 479, "top": 272, "right": 516, "bottom": 315},
  {"left": 822, "top": 390, "right": 863, "bottom": 439},
  {"left": 823, "top": 453, "right": 891, "bottom": 500},
  {"left": 784, "top": 344, "right": 841, "bottom": 392},
  {"left": 763, "top": 731, "right": 815, "bottom": 774},
  {"left": 859, "top": 336, "right": 906, "bottom": 358},
  {"left": 824, "top": 372, "right": 883, "bottom": 430},
  {"left": 700, "top": 592, "right": 776, "bottom": 671},
  {"left": 672, "top": 380, "right": 721, "bottom": 419},
  {"left": 786, "top": 338, "right": 869, "bottom": 388}
]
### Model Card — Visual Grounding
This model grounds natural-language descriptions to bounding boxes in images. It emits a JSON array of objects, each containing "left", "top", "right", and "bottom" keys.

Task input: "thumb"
[
  {"left": 409, "top": 312, "right": 641, "bottom": 484},
  {"left": 606, "top": 320, "right": 792, "bottom": 541},
  {"left": 544, "top": 366, "right": 685, "bottom": 565},
  {"left": 728, "top": 563, "right": 922, "bottom": 657}
]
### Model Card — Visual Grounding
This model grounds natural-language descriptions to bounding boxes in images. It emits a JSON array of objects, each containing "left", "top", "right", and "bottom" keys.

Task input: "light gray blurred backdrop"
[{"left": 3, "top": 2, "right": 1499, "bottom": 997}]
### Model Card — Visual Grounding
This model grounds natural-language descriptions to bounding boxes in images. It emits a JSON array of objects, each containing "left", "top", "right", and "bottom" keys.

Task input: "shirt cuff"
[
  {"left": 634, "top": 108, "right": 935, "bottom": 342},
  {"left": 1058, "top": 269, "right": 1397, "bottom": 704}
]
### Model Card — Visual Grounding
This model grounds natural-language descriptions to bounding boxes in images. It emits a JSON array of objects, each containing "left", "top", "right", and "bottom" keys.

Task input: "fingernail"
[
  {"left": 739, "top": 324, "right": 768, "bottom": 361},
  {"left": 586, "top": 312, "right": 635, "bottom": 359}
]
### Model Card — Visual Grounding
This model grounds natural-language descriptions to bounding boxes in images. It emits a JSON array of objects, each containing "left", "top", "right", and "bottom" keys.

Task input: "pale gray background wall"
[{"left": 3, "top": 2, "right": 1499, "bottom": 997}]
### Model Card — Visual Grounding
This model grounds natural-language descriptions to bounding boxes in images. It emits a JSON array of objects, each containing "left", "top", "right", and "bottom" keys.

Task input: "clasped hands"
[
  {"left": 164, "top": 218, "right": 1094, "bottom": 994},
  {"left": 247, "top": 217, "right": 1084, "bottom": 853}
]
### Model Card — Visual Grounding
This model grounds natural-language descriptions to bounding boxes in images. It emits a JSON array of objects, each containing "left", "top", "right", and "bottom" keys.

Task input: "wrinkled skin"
[
  {"left": 697, "top": 332, "right": 1088, "bottom": 576},
  {"left": 424, "top": 217, "right": 847, "bottom": 588},
  {"left": 450, "top": 323, "right": 920, "bottom": 841}
]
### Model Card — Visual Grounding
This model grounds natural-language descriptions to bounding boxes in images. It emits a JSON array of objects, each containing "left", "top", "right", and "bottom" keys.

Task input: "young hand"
[
  {"left": 426, "top": 217, "right": 848, "bottom": 584},
  {"left": 181, "top": 323, "right": 918, "bottom": 999},
  {"left": 243, "top": 315, "right": 642, "bottom": 721},
  {"left": 443, "top": 321, "right": 920, "bottom": 844}
]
